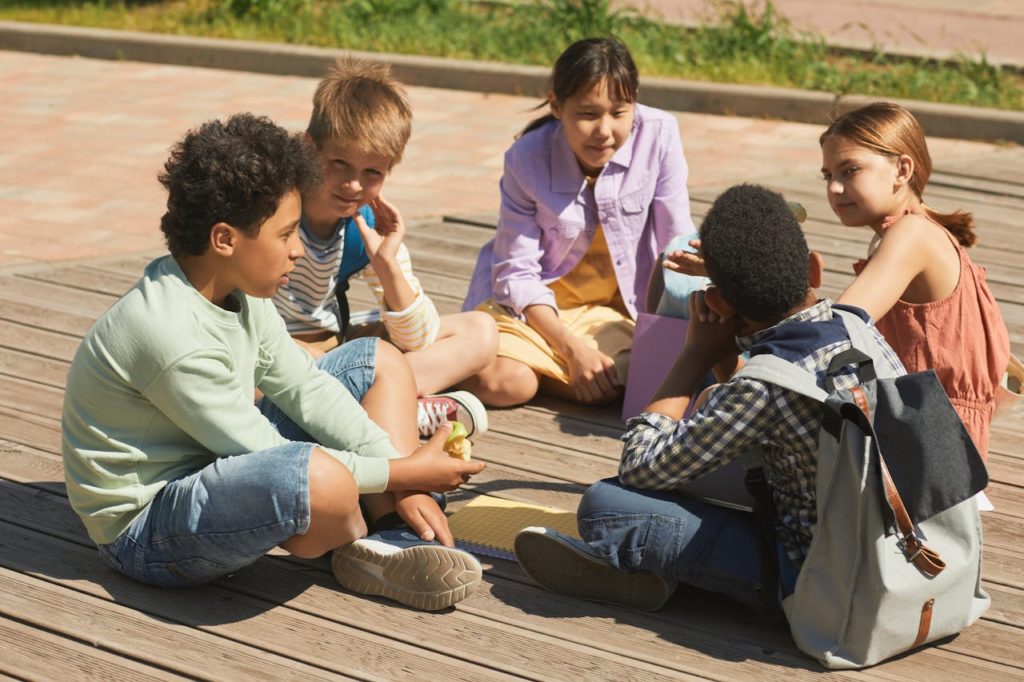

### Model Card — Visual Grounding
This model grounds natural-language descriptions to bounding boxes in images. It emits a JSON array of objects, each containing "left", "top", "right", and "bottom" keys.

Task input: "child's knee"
[
  {"left": 372, "top": 338, "right": 413, "bottom": 379},
  {"left": 470, "top": 311, "right": 499, "bottom": 349},
  {"left": 307, "top": 448, "right": 362, "bottom": 525},
  {"left": 479, "top": 359, "right": 538, "bottom": 405},
  {"left": 374, "top": 337, "right": 402, "bottom": 364},
  {"left": 465, "top": 311, "right": 499, "bottom": 364},
  {"left": 578, "top": 478, "right": 623, "bottom": 520}
]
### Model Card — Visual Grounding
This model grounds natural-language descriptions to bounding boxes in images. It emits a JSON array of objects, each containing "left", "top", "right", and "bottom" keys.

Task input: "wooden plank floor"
[{"left": 1, "top": 166, "right": 1022, "bottom": 679}]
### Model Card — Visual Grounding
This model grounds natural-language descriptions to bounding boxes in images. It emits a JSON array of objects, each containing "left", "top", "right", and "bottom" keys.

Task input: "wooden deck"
[{"left": 1, "top": 169, "right": 1022, "bottom": 680}]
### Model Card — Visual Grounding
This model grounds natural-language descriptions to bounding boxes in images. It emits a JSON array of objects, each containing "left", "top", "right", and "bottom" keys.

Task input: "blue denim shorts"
[{"left": 97, "top": 338, "right": 378, "bottom": 587}]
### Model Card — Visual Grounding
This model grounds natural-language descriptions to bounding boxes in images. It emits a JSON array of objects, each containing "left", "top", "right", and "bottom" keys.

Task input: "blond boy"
[{"left": 273, "top": 58, "right": 497, "bottom": 437}]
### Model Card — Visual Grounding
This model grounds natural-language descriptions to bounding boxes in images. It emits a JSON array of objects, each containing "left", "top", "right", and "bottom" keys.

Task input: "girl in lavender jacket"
[{"left": 462, "top": 37, "right": 696, "bottom": 407}]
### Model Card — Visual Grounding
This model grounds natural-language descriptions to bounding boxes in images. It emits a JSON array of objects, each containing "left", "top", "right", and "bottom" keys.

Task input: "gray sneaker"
[
  {"left": 332, "top": 529, "right": 482, "bottom": 611},
  {"left": 514, "top": 526, "right": 675, "bottom": 611}
]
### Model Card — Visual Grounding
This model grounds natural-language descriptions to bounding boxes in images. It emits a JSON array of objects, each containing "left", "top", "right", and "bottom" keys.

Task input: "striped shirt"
[
  {"left": 619, "top": 300, "right": 905, "bottom": 566},
  {"left": 273, "top": 219, "right": 441, "bottom": 352}
]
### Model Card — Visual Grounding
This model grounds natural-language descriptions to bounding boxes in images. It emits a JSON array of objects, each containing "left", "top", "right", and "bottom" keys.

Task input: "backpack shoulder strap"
[
  {"left": 832, "top": 308, "right": 900, "bottom": 380},
  {"left": 338, "top": 208, "right": 372, "bottom": 282},
  {"left": 334, "top": 207, "right": 373, "bottom": 337},
  {"left": 735, "top": 354, "right": 828, "bottom": 403}
]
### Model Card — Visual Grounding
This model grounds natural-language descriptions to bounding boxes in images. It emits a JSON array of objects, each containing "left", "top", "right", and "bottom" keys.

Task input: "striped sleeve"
[
  {"left": 358, "top": 244, "right": 441, "bottom": 351},
  {"left": 272, "top": 226, "right": 343, "bottom": 334}
]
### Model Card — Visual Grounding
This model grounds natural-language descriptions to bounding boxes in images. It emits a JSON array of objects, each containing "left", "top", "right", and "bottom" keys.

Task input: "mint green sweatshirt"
[{"left": 62, "top": 256, "right": 399, "bottom": 545}]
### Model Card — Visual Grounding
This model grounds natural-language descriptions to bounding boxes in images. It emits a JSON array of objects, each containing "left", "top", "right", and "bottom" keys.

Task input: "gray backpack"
[{"left": 736, "top": 309, "right": 989, "bottom": 669}]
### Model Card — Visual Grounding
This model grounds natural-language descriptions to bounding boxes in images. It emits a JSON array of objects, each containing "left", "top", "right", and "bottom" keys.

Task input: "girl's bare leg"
[
  {"left": 460, "top": 356, "right": 539, "bottom": 408},
  {"left": 403, "top": 311, "right": 498, "bottom": 395}
]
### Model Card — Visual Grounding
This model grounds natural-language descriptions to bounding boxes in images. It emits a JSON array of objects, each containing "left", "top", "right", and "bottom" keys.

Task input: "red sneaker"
[{"left": 416, "top": 390, "right": 488, "bottom": 439}]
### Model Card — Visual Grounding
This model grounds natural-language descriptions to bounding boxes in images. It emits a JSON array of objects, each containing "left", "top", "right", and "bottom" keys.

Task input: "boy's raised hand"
[
  {"left": 663, "top": 239, "right": 708, "bottom": 277},
  {"left": 387, "top": 424, "right": 486, "bottom": 493},
  {"left": 353, "top": 195, "right": 406, "bottom": 265}
]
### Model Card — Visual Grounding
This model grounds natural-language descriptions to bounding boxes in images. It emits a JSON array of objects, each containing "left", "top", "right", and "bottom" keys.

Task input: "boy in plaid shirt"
[{"left": 514, "top": 184, "right": 904, "bottom": 612}]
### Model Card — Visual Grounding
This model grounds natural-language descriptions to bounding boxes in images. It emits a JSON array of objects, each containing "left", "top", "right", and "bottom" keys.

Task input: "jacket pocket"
[{"left": 621, "top": 187, "right": 651, "bottom": 215}]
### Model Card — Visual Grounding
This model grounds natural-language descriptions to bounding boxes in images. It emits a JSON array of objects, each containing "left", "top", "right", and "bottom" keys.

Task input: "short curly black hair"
[
  {"left": 700, "top": 184, "right": 809, "bottom": 323},
  {"left": 158, "top": 113, "right": 321, "bottom": 257}
]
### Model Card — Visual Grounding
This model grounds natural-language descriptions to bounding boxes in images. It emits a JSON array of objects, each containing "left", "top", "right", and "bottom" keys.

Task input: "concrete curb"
[{"left": 2, "top": 20, "right": 1022, "bottom": 143}]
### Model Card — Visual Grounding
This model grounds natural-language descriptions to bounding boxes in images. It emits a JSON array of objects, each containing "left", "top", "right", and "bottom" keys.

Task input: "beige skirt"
[{"left": 476, "top": 298, "right": 635, "bottom": 386}]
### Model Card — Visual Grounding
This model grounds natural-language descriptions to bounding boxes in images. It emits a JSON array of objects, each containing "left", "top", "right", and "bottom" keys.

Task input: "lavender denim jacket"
[{"left": 462, "top": 103, "right": 695, "bottom": 320}]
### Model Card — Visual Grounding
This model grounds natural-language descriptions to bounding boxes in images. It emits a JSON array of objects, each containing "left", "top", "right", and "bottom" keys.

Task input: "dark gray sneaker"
[
  {"left": 514, "top": 526, "right": 675, "bottom": 611},
  {"left": 332, "top": 528, "right": 482, "bottom": 611}
]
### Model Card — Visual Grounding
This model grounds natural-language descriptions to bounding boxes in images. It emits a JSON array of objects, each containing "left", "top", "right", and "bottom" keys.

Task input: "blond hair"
[
  {"left": 307, "top": 57, "right": 412, "bottom": 165},
  {"left": 820, "top": 102, "right": 976, "bottom": 247}
]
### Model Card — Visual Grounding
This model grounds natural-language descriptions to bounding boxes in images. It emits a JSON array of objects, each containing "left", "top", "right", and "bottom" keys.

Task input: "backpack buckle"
[{"left": 896, "top": 533, "right": 923, "bottom": 562}]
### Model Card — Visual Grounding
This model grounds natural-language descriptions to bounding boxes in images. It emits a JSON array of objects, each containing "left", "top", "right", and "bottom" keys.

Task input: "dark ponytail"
[{"left": 519, "top": 37, "right": 639, "bottom": 138}]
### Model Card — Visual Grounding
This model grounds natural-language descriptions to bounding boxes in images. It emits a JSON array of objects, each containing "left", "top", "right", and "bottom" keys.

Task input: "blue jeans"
[
  {"left": 577, "top": 478, "right": 794, "bottom": 611},
  {"left": 97, "top": 338, "right": 379, "bottom": 587}
]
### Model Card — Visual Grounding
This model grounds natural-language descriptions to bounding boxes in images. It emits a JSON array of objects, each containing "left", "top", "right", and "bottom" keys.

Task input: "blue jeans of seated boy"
[
  {"left": 577, "top": 478, "right": 797, "bottom": 611},
  {"left": 97, "top": 338, "right": 378, "bottom": 588}
]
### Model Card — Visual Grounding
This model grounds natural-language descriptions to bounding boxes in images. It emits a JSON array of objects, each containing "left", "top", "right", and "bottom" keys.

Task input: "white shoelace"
[{"left": 417, "top": 400, "right": 450, "bottom": 438}]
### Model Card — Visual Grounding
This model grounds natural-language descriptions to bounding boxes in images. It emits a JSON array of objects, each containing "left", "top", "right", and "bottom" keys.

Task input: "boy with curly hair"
[
  {"left": 273, "top": 57, "right": 497, "bottom": 438},
  {"left": 514, "top": 184, "right": 905, "bottom": 613},
  {"left": 62, "top": 113, "right": 485, "bottom": 611}
]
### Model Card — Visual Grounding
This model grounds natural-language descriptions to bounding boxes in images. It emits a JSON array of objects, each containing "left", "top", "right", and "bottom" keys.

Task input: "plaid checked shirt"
[{"left": 619, "top": 299, "right": 905, "bottom": 566}]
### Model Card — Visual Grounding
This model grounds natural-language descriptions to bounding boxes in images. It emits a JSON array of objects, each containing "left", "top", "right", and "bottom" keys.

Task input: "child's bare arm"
[
  {"left": 838, "top": 217, "right": 938, "bottom": 320},
  {"left": 646, "top": 291, "right": 741, "bottom": 418}
]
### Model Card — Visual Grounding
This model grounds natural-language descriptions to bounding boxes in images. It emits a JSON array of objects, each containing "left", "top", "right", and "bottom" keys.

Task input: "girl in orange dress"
[{"left": 820, "top": 102, "right": 1010, "bottom": 460}]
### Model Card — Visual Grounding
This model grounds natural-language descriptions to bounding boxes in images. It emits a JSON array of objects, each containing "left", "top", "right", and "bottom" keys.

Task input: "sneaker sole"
[
  {"left": 514, "top": 531, "right": 671, "bottom": 611},
  {"left": 444, "top": 390, "right": 488, "bottom": 437},
  {"left": 332, "top": 543, "right": 482, "bottom": 611}
]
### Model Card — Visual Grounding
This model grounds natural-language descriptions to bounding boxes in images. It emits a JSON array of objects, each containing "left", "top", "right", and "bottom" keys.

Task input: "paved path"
[
  {"left": 2, "top": 49, "right": 1020, "bottom": 270},
  {"left": 623, "top": 0, "right": 1024, "bottom": 67}
]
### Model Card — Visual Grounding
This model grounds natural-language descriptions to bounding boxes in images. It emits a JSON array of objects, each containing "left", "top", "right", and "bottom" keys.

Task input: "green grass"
[{"left": 3, "top": 0, "right": 1022, "bottom": 111}]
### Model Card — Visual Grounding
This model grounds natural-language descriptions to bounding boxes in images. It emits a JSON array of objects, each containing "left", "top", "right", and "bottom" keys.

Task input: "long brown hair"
[
  {"left": 820, "top": 102, "right": 976, "bottom": 247},
  {"left": 520, "top": 37, "right": 639, "bottom": 138}
]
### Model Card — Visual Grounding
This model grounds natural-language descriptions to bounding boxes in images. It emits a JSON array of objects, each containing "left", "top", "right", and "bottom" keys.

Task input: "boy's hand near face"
[
  {"left": 684, "top": 290, "right": 742, "bottom": 380},
  {"left": 645, "top": 290, "right": 741, "bottom": 419},
  {"left": 353, "top": 195, "right": 418, "bottom": 312},
  {"left": 354, "top": 195, "right": 406, "bottom": 265}
]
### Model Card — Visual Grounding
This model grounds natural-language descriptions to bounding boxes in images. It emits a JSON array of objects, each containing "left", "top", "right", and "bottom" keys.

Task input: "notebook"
[{"left": 447, "top": 495, "right": 581, "bottom": 562}]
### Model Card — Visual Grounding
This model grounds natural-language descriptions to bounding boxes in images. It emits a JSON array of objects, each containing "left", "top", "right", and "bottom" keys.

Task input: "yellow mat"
[{"left": 447, "top": 495, "right": 580, "bottom": 561}]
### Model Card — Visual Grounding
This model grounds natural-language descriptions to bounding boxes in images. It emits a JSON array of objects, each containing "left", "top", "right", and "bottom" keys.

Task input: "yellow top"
[{"left": 548, "top": 176, "right": 626, "bottom": 313}]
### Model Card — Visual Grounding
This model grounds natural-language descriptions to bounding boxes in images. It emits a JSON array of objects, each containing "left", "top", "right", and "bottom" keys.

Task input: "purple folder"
[{"left": 622, "top": 313, "right": 689, "bottom": 421}]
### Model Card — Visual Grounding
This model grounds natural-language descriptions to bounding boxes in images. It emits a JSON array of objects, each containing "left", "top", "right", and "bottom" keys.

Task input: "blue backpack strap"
[
  {"left": 338, "top": 206, "right": 372, "bottom": 281},
  {"left": 334, "top": 205, "right": 373, "bottom": 336}
]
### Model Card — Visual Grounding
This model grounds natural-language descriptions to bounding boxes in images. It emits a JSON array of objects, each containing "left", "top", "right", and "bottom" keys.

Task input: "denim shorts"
[{"left": 97, "top": 337, "right": 378, "bottom": 587}]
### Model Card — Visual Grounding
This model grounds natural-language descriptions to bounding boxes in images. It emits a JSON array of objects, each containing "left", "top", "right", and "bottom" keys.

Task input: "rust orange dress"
[{"left": 855, "top": 213, "right": 1010, "bottom": 460}]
